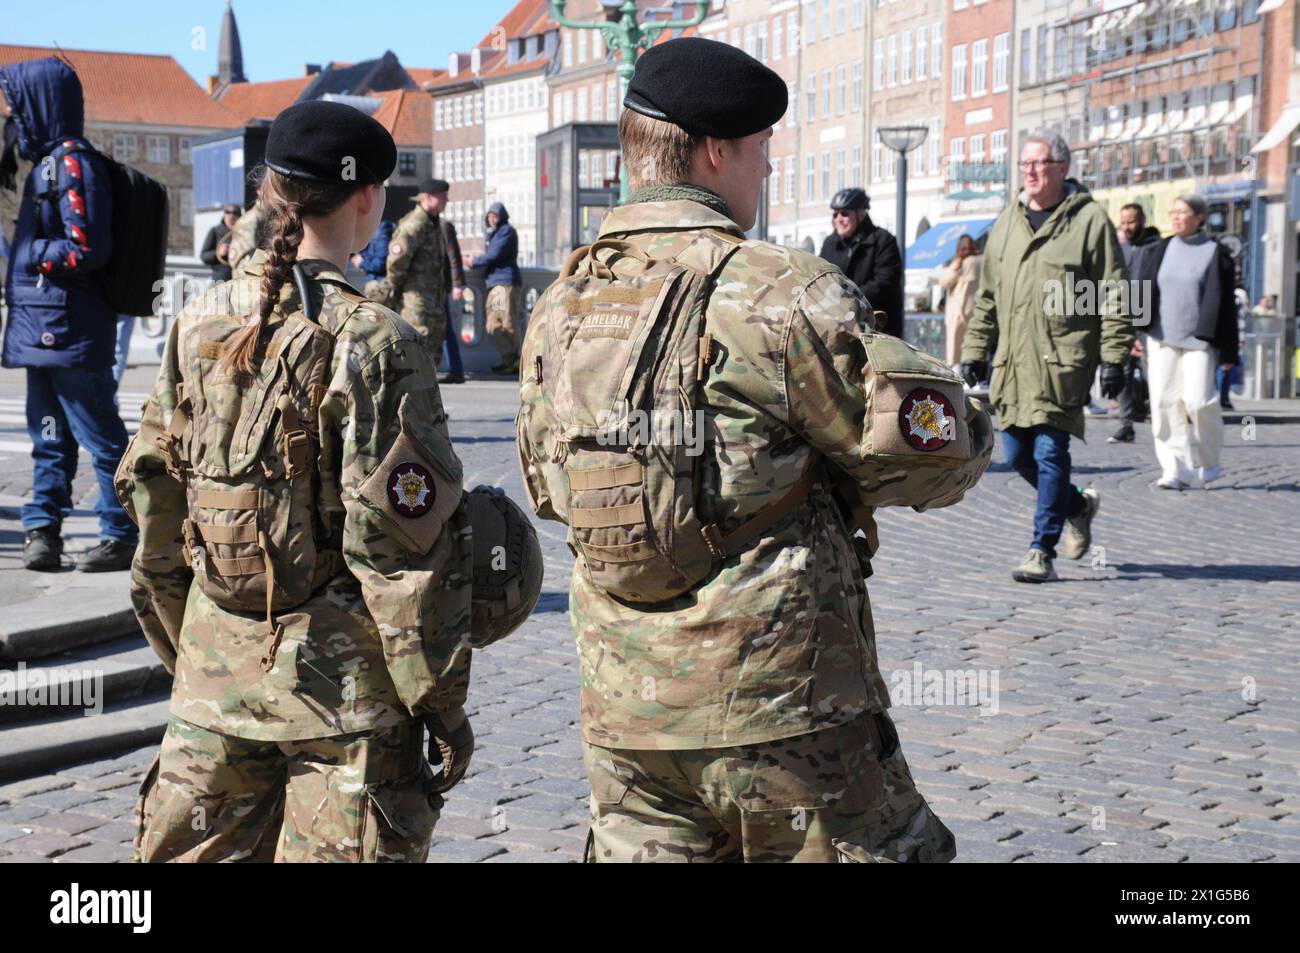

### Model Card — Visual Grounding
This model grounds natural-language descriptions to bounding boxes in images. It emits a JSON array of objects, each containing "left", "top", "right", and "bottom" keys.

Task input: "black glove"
[
  {"left": 959, "top": 361, "right": 988, "bottom": 388},
  {"left": 1099, "top": 362, "right": 1126, "bottom": 400},
  {"left": 424, "top": 706, "right": 474, "bottom": 795}
]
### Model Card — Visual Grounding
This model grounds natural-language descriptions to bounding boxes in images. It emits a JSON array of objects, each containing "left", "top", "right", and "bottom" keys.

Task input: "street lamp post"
[
  {"left": 549, "top": 1, "right": 709, "bottom": 203},
  {"left": 877, "top": 124, "right": 929, "bottom": 267}
]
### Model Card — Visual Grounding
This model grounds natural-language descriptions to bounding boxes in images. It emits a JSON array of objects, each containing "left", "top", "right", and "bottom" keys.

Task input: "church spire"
[{"left": 218, "top": 0, "right": 247, "bottom": 85}]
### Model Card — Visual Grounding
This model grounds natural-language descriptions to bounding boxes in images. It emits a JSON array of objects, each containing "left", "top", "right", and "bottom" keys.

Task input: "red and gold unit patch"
[
  {"left": 388, "top": 462, "right": 437, "bottom": 517},
  {"left": 898, "top": 388, "right": 956, "bottom": 452}
]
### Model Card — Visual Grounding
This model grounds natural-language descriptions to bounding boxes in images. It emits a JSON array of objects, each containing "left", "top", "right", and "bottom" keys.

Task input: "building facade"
[{"left": 944, "top": 0, "right": 1014, "bottom": 219}]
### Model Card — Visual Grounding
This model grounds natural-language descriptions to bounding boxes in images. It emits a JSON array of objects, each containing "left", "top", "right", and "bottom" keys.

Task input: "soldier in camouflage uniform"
[
  {"left": 224, "top": 200, "right": 268, "bottom": 278},
  {"left": 377, "top": 178, "right": 448, "bottom": 367},
  {"left": 116, "top": 102, "right": 475, "bottom": 863},
  {"left": 517, "top": 38, "right": 994, "bottom": 863}
]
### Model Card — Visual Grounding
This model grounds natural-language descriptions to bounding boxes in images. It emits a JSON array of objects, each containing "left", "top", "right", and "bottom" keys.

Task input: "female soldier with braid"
[{"left": 117, "top": 100, "right": 476, "bottom": 862}]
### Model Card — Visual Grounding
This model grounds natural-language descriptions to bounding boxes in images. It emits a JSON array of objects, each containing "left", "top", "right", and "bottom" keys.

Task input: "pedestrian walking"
[
  {"left": 937, "top": 233, "right": 981, "bottom": 369},
  {"left": 353, "top": 216, "right": 395, "bottom": 287},
  {"left": 0, "top": 57, "right": 137, "bottom": 573},
  {"left": 382, "top": 178, "right": 450, "bottom": 367},
  {"left": 200, "top": 203, "right": 241, "bottom": 282},
  {"left": 1137, "top": 194, "right": 1239, "bottom": 489},
  {"left": 518, "top": 36, "right": 993, "bottom": 863},
  {"left": 960, "top": 130, "right": 1133, "bottom": 583},
  {"left": 818, "top": 187, "right": 904, "bottom": 337},
  {"left": 1109, "top": 203, "right": 1162, "bottom": 444},
  {"left": 472, "top": 201, "right": 522, "bottom": 376},
  {"left": 118, "top": 101, "right": 480, "bottom": 862}
]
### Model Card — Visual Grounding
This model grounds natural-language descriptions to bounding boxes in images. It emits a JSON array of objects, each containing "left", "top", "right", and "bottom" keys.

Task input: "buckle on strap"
[
  {"left": 701, "top": 523, "right": 724, "bottom": 559},
  {"left": 283, "top": 429, "right": 310, "bottom": 479}
]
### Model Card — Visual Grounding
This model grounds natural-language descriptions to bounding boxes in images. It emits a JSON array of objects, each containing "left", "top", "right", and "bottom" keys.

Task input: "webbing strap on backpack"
[{"left": 701, "top": 464, "right": 820, "bottom": 559}]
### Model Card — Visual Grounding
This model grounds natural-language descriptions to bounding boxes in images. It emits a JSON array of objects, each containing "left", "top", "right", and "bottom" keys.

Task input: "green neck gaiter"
[{"left": 626, "top": 183, "right": 734, "bottom": 221}]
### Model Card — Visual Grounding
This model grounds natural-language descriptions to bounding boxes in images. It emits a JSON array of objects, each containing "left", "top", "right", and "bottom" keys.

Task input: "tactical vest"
[
  {"left": 155, "top": 268, "right": 349, "bottom": 668},
  {"left": 533, "top": 229, "right": 817, "bottom": 606}
]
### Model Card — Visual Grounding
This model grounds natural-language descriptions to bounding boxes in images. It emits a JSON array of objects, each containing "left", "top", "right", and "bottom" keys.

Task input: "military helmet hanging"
[{"left": 466, "top": 485, "right": 544, "bottom": 648}]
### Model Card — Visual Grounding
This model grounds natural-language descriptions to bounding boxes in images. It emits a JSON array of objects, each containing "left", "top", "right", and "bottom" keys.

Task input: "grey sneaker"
[
  {"left": 1012, "top": 549, "right": 1057, "bottom": 584},
  {"left": 1059, "top": 488, "right": 1100, "bottom": 561}
]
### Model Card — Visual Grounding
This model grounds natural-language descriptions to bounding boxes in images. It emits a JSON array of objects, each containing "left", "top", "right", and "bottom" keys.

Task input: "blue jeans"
[
  {"left": 23, "top": 366, "right": 138, "bottom": 545},
  {"left": 443, "top": 292, "right": 464, "bottom": 376},
  {"left": 113, "top": 315, "right": 134, "bottom": 386},
  {"left": 1001, "top": 425, "right": 1085, "bottom": 559},
  {"left": 1215, "top": 364, "right": 1233, "bottom": 408}
]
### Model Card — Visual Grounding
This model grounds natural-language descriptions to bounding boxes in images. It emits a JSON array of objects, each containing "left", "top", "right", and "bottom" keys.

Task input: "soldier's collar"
[
  {"left": 599, "top": 199, "right": 743, "bottom": 239},
  {"left": 295, "top": 258, "right": 363, "bottom": 294}
]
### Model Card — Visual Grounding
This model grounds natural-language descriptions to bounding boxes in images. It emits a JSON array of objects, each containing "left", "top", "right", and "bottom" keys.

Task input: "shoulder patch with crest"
[
  {"left": 899, "top": 388, "right": 956, "bottom": 452},
  {"left": 388, "top": 462, "right": 436, "bottom": 517}
]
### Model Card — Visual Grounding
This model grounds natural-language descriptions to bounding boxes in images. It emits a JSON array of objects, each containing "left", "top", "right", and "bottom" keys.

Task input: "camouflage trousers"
[
  {"left": 485, "top": 284, "right": 522, "bottom": 366},
  {"left": 582, "top": 711, "right": 955, "bottom": 863},
  {"left": 134, "top": 716, "right": 440, "bottom": 863},
  {"left": 400, "top": 291, "right": 446, "bottom": 370}
]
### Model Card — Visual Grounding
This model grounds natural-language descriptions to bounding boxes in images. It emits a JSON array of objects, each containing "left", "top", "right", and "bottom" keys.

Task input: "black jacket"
[
  {"left": 1139, "top": 234, "right": 1239, "bottom": 366},
  {"left": 818, "top": 214, "right": 904, "bottom": 337},
  {"left": 1121, "top": 225, "right": 1162, "bottom": 276},
  {"left": 200, "top": 221, "right": 232, "bottom": 282}
]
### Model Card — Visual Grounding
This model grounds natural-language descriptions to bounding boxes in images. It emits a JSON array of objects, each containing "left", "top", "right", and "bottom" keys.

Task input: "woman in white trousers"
[{"left": 1140, "top": 196, "right": 1240, "bottom": 489}]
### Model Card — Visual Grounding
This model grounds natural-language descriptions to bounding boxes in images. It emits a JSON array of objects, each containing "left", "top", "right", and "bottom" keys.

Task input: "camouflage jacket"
[
  {"left": 226, "top": 202, "right": 268, "bottom": 277},
  {"left": 117, "top": 251, "right": 473, "bottom": 741},
  {"left": 386, "top": 204, "right": 447, "bottom": 334},
  {"left": 518, "top": 199, "right": 991, "bottom": 750}
]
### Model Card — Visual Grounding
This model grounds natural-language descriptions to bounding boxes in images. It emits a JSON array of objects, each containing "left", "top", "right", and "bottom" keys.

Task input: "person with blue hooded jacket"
[
  {"left": 0, "top": 57, "right": 137, "bottom": 572},
  {"left": 470, "top": 201, "right": 522, "bottom": 375}
]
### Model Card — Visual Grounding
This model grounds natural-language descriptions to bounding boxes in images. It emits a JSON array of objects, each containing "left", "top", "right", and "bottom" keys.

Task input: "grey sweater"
[{"left": 1153, "top": 233, "right": 1217, "bottom": 350}]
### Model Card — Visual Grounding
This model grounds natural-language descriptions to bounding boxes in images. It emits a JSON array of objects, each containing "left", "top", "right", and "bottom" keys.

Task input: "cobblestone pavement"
[{"left": 1, "top": 374, "right": 1297, "bottom": 863}]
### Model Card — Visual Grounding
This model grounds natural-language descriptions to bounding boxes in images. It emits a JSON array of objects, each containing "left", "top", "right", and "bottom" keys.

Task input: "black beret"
[
  {"left": 418, "top": 178, "right": 450, "bottom": 195},
  {"left": 265, "top": 100, "right": 396, "bottom": 186},
  {"left": 624, "top": 37, "right": 787, "bottom": 138}
]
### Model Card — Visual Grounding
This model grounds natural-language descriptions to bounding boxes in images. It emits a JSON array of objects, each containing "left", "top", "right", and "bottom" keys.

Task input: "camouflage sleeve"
[
  {"left": 960, "top": 232, "right": 1000, "bottom": 364},
  {"left": 515, "top": 294, "right": 558, "bottom": 521},
  {"left": 384, "top": 217, "right": 423, "bottom": 294},
  {"left": 114, "top": 319, "right": 192, "bottom": 674},
  {"left": 225, "top": 205, "right": 263, "bottom": 269},
  {"left": 330, "top": 328, "right": 473, "bottom": 717},
  {"left": 785, "top": 272, "right": 993, "bottom": 512}
]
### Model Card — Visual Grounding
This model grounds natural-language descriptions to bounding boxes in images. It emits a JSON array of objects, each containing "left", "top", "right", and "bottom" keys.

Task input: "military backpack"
[
  {"left": 531, "top": 229, "right": 817, "bottom": 606},
  {"left": 154, "top": 267, "right": 348, "bottom": 665}
]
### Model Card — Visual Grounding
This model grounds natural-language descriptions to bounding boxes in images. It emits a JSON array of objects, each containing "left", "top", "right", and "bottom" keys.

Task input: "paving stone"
[
  {"left": 23, "top": 811, "right": 107, "bottom": 836},
  {"left": 23, "top": 788, "right": 108, "bottom": 811},
  {"left": 1, "top": 831, "right": 91, "bottom": 857},
  {"left": 426, "top": 838, "right": 508, "bottom": 863},
  {"left": 52, "top": 841, "right": 130, "bottom": 863}
]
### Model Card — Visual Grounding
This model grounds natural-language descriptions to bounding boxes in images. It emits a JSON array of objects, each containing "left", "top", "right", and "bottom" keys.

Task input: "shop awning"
[
  {"left": 906, "top": 218, "right": 998, "bottom": 270},
  {"left": 1253, "top": 102, "right": 1300, "bottom": 153}
]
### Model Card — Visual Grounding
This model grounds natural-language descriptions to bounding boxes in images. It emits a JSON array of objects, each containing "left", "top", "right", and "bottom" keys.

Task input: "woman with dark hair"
[
  {"left": 937, "top": 233, "right": 981, "bottom": 370},
  {"left": 117, "top": 101, "right": 476, "bottom": 862},
  {"left": 1139, "top": 194, "right": 1239, "bottom": 489}
]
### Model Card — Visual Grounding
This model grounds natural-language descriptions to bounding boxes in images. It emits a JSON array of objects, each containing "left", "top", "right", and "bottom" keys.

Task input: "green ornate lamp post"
[{"left": 549, "top": 1, "right": 709, "bottom": 202}]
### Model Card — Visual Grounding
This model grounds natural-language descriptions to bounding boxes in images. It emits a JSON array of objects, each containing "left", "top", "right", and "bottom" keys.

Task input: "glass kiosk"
[{"left": 536, "top": 122, "right": 621, "bottom": 270}]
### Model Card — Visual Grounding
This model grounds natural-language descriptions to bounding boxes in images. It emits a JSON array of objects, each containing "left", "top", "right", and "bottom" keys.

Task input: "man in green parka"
[{"left": 960, "top": 130, "right": 1134, "bottom": 583}]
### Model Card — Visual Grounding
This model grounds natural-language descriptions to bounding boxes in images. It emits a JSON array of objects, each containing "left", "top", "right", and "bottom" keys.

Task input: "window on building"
[
  {"left": 873, "top": 38, "right": 884, "bottom": 88},
  {"left": 851, "top": 145, "right": 861, "bottom": 185},
  {"left": 744, "top": 23, "right": 756, "bottom": 57},
  {"left": 1037, "top": 25, "right": 1048, "bottom": 82},
  {"left": 970, "top": 133, "right": 985, "bottom": 165},
  {"left": 852, "top": 60, "right": 863, "bottom": 111},
  {"left": 836, "top": 149, "right": 846, "bottom": 190},
  {"left": 954, "top": 0, "right": 968, "bottom": 8},
  {"left": 916, "top": 27, "right": 927, "bottom": 80},
  {"left": 563, "top": 31, "right": 573, "bottom": 68},
  {"left": 592, "top": 83, "right": 603, "bottom": 120},
  {"left": 789, "top": 81, "right": 798, "bottom": 124},
  {"left": 887, "top": 34, "right": 897, "bottom": 87},
  {"left": 822, "top": 0, "right": 831, "bottom": 38},
  {"left": 807, "top": 72, "right": 816, "bottom": 122},
  {"left": 991, "top": 129, "right": 1008, "bottom": 167},
  {"left": 952, "top": 44, "right": 967, "bottom": 100},
  {"left": 577, "top": 87, "right": 588, "bottom": 122},
  {"left": 785, "top": 155, "right": 795, "bottom": 203},
  {"left": 972, "top": 39, "right": 988, "bottom": 97},
  {"left": 821, "top": 152, "right": 831, "bottom": 200},
  {"left": 454, "top": 149, "right": 463, "bottom": 180},
  {"left": 179, "top": 137, "right": 192, "bottom": 165},
  {"left": 932, "top": 24, "right": 942, "bottom": 77},
  {"left": 773, "top": 17, "right": 783, "bottom": 61},
  {"left": 787, "top": 11, "right": 799, "bottom": 55},
  {"left": 806, "top": 155, "right": 816, "bottom": 199},
  {"left": 993, "top": 33, "right": 1010, "bottom": 92},
  {"left": 112, "top": 133, "right": 137, "bottom": 162},
  {"left": 399, "top": 152, "right": 416, "bottom": 176},
  {"left": 476, "top": 146, "right": 484, "bottom": 179},
  {"left": 805, "top": 2, "right": 815, "bottom": 45},
  {"left": 1053, "top": 25, "right": 1067, "bottom": 78},
  {"left": 1020, "top": 29, "right": 1032, "bottom": 86},
  {"left": 435, "top": 100, "right": 443, "bottom": 130},
  {"left": 179, "top": 187, "right": 193, "bottom": 227},
  {"left": 454, "top": 98, "right": 463, "bottom": 127},
  {"left": 822, "top": 68, "right": 831, "bottom": 114},
  {"left": 771, "top": 161, "right": 781, "bottom": 205},
  {"left": 758, "top": 20, "right": 768, "bottom": 61},
  {"left": 836, "top": 0, "right": 846, "bottom": 33},
  {"left": 852, "top": 0, "right": 863, "bottom": 28},
  {"left": 872, "top": 141, "right": 882, "bottom": 181},
  {"left": 475, "top": 94, "right": 483, "bottom": 125},
  {"left": 929, "top": 119, "right": 942, "bottom": 174},
  {"left": 607, "top": 79, "right": 618, "bottom": 121},
  {"left": 836, "top": 65, "right": 846, "bottom": 114}
]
